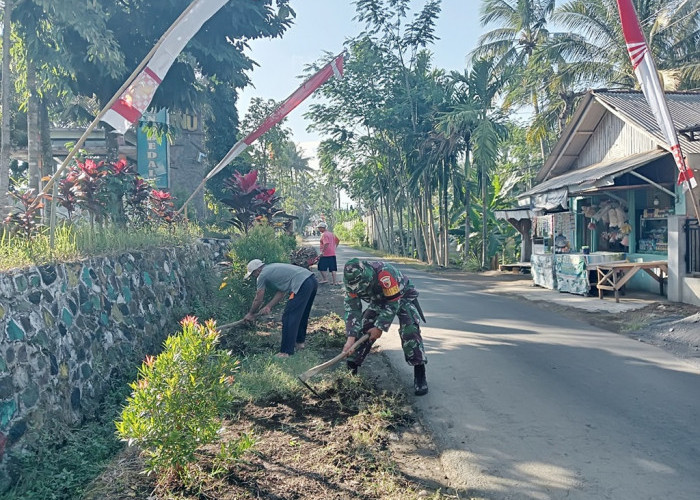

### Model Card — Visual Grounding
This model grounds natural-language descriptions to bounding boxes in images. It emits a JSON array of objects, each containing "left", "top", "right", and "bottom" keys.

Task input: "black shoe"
[
  {"left": 347, "top": 361, "right": 358, "bottom": 375},
  {"left": 414, "top": 364, "right": 428, "bottom": 396}
]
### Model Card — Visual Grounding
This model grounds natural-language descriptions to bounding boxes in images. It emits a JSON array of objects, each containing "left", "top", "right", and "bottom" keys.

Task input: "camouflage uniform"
[{"left": 344, "top": 260, "right": 427, "bottom": 368}]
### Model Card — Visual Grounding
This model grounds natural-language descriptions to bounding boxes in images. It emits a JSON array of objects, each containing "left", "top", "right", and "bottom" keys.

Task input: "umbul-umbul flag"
[
  {"left": 206, "top": 53, "right": 344, "bottom": 179},
  {"left": 178, "top": 53, "right": 344, "bottom": 212},
  {"left": 616, "top": 0, "right": 697, "bottom": 191},
  {"left": 102, "top": 0, "right": 229, "bottom": 134}
]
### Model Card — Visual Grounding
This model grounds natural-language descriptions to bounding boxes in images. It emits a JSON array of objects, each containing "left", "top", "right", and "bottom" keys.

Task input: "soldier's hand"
[
  {"left": 342, "top": 337, "right": 357, "bottom": 355},
  {"left": 368, "top": 327, "right": 383, "bottom": 340}
]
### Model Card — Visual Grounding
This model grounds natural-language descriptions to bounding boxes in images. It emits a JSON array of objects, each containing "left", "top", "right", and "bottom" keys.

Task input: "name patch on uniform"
[{"left": 378, "top": 271, "right": 400, "bottom": 297}]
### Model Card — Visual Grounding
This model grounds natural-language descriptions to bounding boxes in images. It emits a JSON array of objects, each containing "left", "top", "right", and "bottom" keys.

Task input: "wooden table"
[{"left": 596, "top": 260, "right": 668, "bottom": 303}]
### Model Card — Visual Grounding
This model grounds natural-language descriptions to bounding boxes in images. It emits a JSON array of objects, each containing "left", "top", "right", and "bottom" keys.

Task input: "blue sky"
[{"left": 237, "top": 1, "right": 484, "bottom": 149}]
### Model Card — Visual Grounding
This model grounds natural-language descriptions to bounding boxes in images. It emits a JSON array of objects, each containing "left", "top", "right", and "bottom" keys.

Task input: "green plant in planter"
[{"left": 115, "top": 316, "right": 239, "bottom": 483}]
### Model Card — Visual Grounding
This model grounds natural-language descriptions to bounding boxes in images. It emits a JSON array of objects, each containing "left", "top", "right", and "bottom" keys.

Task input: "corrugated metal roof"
[
  {"left": 521, "top": 149, "right": 669, "bottom": 197},
  {"left": 494, "top": 209, "right": 532, "bottom": 221},
  {"left": 536, "top": 90, "right": 700, "bottom": 182},
  {"left": 594, "top": 90, "right": 700, "bottom": 154}
]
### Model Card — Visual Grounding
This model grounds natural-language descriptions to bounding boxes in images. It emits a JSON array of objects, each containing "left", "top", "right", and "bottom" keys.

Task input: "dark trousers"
[{"left": 281, "top": 275, "right": 318, "bottom": 354}]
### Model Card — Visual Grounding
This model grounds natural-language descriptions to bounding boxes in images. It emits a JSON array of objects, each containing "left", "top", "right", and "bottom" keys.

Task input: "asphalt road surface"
[{"left": 334, "top": 244, "right": 700, "bottom": 500}]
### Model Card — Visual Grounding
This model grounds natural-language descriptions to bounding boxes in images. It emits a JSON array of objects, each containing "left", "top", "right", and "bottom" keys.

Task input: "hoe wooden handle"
[
  {"left": 217, "top": 318, "right": 249, "bottom": 332},
  {"left": 298, "top": 334, "right": 370, "bottom": 383}
]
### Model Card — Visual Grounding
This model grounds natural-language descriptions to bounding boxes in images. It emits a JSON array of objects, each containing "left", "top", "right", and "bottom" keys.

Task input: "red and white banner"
[
  {"left": 102, "top": 0, "right": 229, "bottom": 134},
  {"left": 616, "top": 0, "right": 696, "bottom": 191},
  {"left": 205, "top": 53, "right": 345, "bottom": 180}
]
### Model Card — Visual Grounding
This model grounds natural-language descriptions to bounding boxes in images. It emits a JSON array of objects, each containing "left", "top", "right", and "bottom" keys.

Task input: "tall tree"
[
  {"left": 437, "top": 71, "right": 477, "bottom": 261},
  {"left": 0, "top": 0, "right": 12, "bottom": 214},
  {"left": 474, "top": 0, "right": 555, "bottom": 159},
  {"left": 552, "top": 0, "right": 700, "bottom": 90},
  {"left": 466, "top": 58, "right": 509, "bottom": 269}
]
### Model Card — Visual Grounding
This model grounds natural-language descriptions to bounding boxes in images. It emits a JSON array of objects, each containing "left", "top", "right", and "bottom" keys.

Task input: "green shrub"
[
  {"left": 115, "top": 316, "right": 239, "bottom": 482},
  {"left": 277, "top": 232, "right": 297, "bottom": 256},
  {"left": 228, "top": 224, "right": 289, "bottom": 267},
  {"left": 334, "top": 219, "right": 366, "bottom": 246}
]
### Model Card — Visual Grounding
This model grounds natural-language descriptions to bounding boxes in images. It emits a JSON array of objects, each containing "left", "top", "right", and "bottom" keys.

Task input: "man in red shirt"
[{"left": 317, "top": 221, "right": 340, "bottom": 285}]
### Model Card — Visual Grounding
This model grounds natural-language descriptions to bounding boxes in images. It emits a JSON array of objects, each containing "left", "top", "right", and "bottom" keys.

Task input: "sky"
[{"left": 237, "top": 1, "right": 485, "bottom": 161}]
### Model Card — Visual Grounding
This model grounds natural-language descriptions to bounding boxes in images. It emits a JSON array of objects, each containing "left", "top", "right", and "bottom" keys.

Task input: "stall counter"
[{"left": 531, "top": 252, "right": 626, "bottom": 295}]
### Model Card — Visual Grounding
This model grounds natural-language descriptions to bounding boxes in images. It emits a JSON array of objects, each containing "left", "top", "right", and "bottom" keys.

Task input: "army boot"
[{"left": 414, "top": 364, "right": 428, "bottom": 396}]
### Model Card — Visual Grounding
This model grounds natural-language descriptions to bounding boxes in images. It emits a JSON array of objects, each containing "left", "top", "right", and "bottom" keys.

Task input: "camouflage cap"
[{"left": 343, "top": 258, "right": 373, "bottom": 291}]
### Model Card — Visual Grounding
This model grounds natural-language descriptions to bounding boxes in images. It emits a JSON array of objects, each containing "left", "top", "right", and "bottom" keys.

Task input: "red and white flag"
[
  {"left": 616, "top": 0, "right": 696, "bottom": 191},
  {"left": 207, "top": 53, "right": 345, "bottom": 180},
  {"left": 177, "top": 52, "right": 345, "bottom": 213},
  {"left": 102, "top": 0, "right": 229, "bottom": 134}
]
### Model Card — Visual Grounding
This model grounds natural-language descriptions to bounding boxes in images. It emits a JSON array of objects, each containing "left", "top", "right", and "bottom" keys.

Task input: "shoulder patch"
[{"left": 378, "top": 270, "right": 400, "bottom": 298}]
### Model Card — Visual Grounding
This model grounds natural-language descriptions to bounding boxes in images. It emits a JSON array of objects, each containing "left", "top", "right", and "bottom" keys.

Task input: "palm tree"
[
  {"left": 552, "top": 0, "right": 700, "bottom": 90},
  {"left": 474, "top": 0, "right": 556, "bottom": 159},
  {"left": 466, "top": 58, "right": 509, "bottom": 269},
  {"left": 436, "top": 71, "right": 477, "bottom": 262}
]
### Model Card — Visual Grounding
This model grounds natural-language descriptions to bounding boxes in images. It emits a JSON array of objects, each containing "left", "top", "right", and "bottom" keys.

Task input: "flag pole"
[
  {"left": 176, "top": 51, "right": 345, "bottom": 216},
  {"left": 615, "top": 0, "right": 700, "bottom": 222},
  {"left": 34, "top": 0, "right": 207, "bottom": 208}
]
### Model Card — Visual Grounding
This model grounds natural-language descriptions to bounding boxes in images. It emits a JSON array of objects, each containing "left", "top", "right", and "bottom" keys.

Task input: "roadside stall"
[
  {"left": 507, "top": 90, "right": 700, "bottom": 305},
  {"left": 530, "top": 211, "right": 625, "bottom": 295}
]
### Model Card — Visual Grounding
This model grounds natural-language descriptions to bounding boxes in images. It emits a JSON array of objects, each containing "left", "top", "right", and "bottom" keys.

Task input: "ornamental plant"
[
  {"left": 56, "top": 156, "right": 180, "bottom": 230},
  {"left": 3, "top": 189, "right": 46, "bottom": 239},
  {"left": 219, "top": 169, "right": 290, "bottom": 233},
  {"left": 115, "top": 316, "right": 239, "bottom": 482}
]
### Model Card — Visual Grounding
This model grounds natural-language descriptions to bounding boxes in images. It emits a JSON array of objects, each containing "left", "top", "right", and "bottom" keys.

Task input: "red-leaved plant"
[{"left": 219, "top": 169, "right": 287, "bottom": 233}]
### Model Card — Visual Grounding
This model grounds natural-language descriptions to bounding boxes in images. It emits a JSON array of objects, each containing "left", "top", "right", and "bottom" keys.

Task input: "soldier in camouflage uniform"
[{"left": 342, "top": 258, "right": 428, "bottom": 395}]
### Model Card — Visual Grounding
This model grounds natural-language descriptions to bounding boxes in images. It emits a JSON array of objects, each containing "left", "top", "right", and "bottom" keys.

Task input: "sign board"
[{"left": 137, "top": 109, "right": 169, "bottom": 188}]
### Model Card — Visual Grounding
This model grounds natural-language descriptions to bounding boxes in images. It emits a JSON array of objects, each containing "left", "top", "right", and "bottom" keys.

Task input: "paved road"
[{"left": 333, "top": 244, "right": 700, "bottom": 500}]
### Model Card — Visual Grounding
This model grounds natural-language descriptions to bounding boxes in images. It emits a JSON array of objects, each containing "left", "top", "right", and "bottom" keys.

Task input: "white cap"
[
  {"left": 244, "top": 259, "right": 264, "bottom": 279},
  {"left": 317, "top": 221, "right": 327, "bottom": 228}
]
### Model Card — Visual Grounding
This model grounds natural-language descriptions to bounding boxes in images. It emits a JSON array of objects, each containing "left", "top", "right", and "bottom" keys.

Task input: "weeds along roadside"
[
  {"left": 2, "top": 224, "right": 447, "bottom": 499},
  {"left": 0, "top": 222, "right": 202, "bottom": 272},
  {"left": 83, "top": 314, "right": 446, "bottom": 500},
  {"left": 0, "top": 225, "right": 277, "bottom": 498}
]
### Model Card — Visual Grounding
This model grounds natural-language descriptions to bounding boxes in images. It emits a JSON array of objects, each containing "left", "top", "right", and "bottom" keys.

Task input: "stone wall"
[{"left": 0, "top": 239, "right": 230, "bottom": 482}]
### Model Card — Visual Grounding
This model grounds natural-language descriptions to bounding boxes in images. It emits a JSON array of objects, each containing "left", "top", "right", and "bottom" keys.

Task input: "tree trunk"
[
  {"left": 481, "top": 166, "right": 488, "bottom": 270},
  {"left": 105, "top": 125, "right": 119, "bottom": 163},
  {"left": 397, "top": 202, "right": 406, "bottom": 256},
  {"left": 413, "top": 200, "right": 427, "bottom": 262},
  {"left": 427, "top": 188, "right": 439, "bottom": 265},
  {"left": 532, "top": 91, "right": 547, "bottom": 161},
  {"left": 443, "top": 160, "right": 449, "bottom": 267},
  {"left": 40, "top": 97, "right": 53, "bottom": 224},
  {"left": 0, "top": 0, "right": 13, "bottom": 215},
  {"left": 27, "top": 59, "right": 41, "bottom": 193},
  {"left": 464, "top": 143, "right": 471, "bottom": 262},
  {"left": 416, "top": 195, "right": 431, "bottom": 264}
]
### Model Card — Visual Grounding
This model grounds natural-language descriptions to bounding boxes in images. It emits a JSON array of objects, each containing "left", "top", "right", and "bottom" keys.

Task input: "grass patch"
[
  {"left": 233, "top": 351, "right": 322, "bottom": 403},
  {"left": 620, "top": 318, "right": 649, "bottom": 333},
  {"left": 0, "top": 384, "right": 131, "bottom": 500},
  {"left": 0, "top": 223, "right": 201, "bottom": 272}
]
